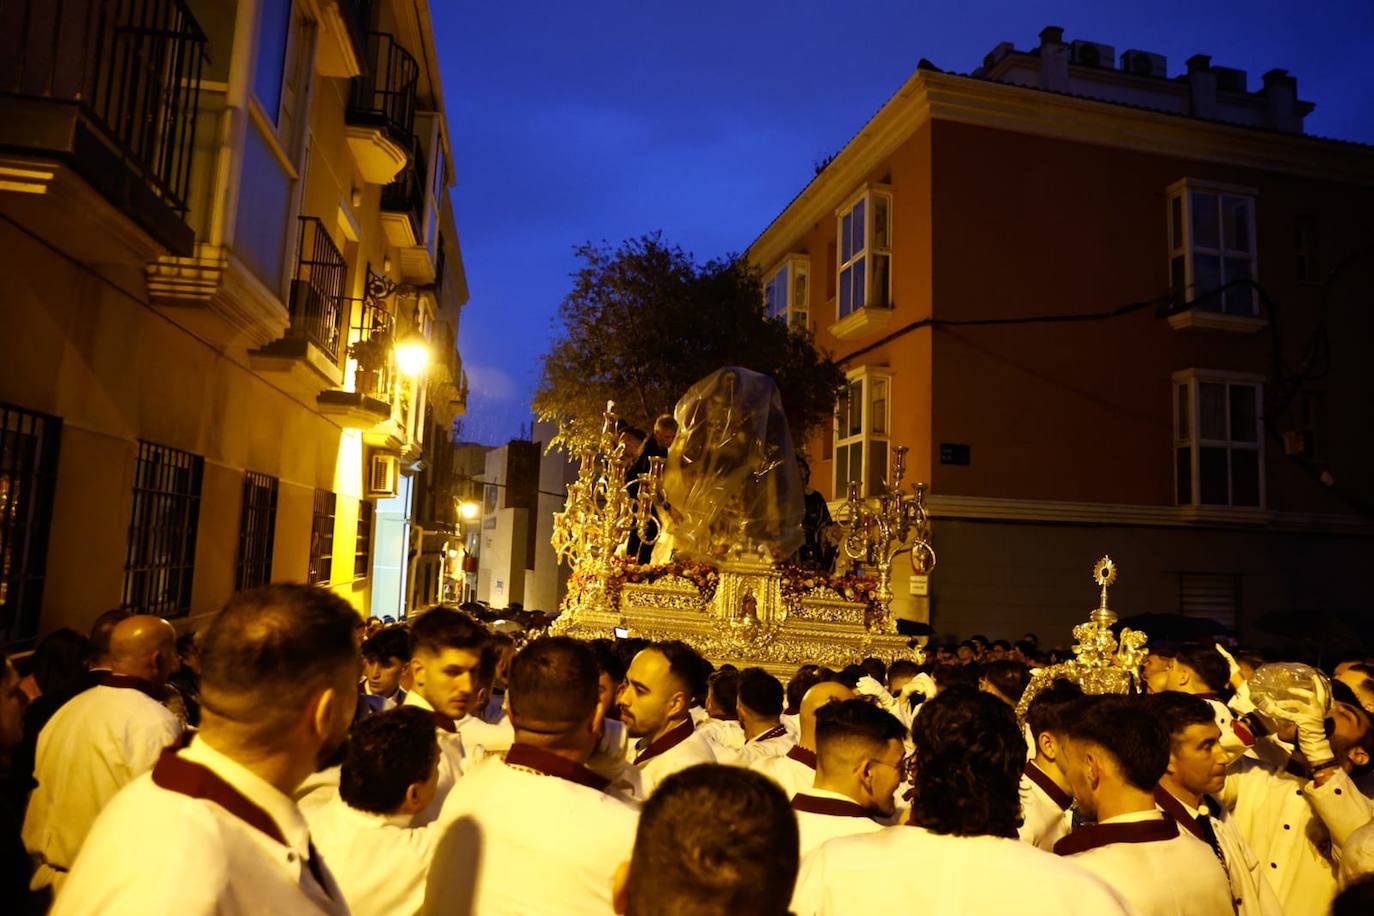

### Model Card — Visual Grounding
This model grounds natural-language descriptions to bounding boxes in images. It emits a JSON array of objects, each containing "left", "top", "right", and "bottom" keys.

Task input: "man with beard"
[
  {"left": 618, "top": 641, "right": 716, "bottom": 797},
  {"left": 54, "top": 585, "right": 360, "bottom": 915}
]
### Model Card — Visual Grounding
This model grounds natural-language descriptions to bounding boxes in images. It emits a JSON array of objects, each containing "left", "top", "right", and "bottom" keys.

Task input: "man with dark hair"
[
  {"left": 402, "top": 607, "right": 488, "bottom": 823},
  {"left": 886, "top": 659, "right": 921, "bottom": 695},
  {"left": 1221, "top": 677, "right": 1374, "bottom": 916},
  {"left": 454, "top": 637, "right": 517, "bottom": 756},
  {"left": 754, "top": 681, "right": 854, "bottom": 800},
  {"left": 479, "top": 632, "right": 517, "bottom": 723},
  {"left": 1147, "top": 692, "right": 1280, "bottom": 916},
  {"left": 55, "top": 584, "right": 359, "bottom": 914},
  {"left": 1055, "top": 695, "right": 1231, "bottom": 914},
  {"left": 988, "top": 639, "right": 1011, "bottom": 661},
  {"left": 306, "top": 706, "right": 458, "bottom": 914},
  {"left": 734, "top": 667, "right": 793, "bottom": 766},
  {"left": 615, "top": 764, "right": 796, "bottom": 916},
  {"left": 1163, "top": 645, "right": 1231, "bottom": 699},
  {"left": 790, "top": 699, "right": 902, "bottom": 855},
  {"left": 586, "top": 640, "right": 638, "bottom": 792},
  {"left": 427, "top": 637, "right": 637, "bottom": 914},
  {"left": 794, "top": 689, "right": 1127, "bottom": 914},
  {"left": 25, "top": 615, "right": 182, "bottom": 890},
  {"left": 782, "top": 664, "right": 822, "bottom": 735},
  {"left": 1335, "top": 662, "right": 1374, "bottom": 715},
  {"left": 85, "top": 608, "right": 131, "bottom": 676},
  {"left": 361, "top": 627, "right": 411, "bottom": 712},
  {"left": 618, "top": 641, "right": 716, "bottom": 797},
  {"left": 1019, "top": 679, "right": 1083, "bottom": 851},
  {"left": 979, "top": 659, "right": 1031, "bottom": 707},
  {"left": 698, "top": 669, "right": 745, "bottom": 759}
]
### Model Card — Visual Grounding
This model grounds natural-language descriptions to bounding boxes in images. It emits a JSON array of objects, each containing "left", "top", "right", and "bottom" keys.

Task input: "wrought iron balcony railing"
[
  {"left": 348, "top": 299, "right": 395, "bottom": 403},
  {"left": 288, "top": 217, "right": 349, "bottom": 364},
  {"left": 347, "top": 31, "right": 418, "bottom": 147},
  {"left": 380, "top": 132, "right": 427, "bottom": 241},
  {"left": 0, "top": 0, "right": 207, "bottom": 218}
]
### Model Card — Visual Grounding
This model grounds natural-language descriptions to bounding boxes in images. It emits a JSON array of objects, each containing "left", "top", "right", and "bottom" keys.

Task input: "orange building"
[{"left": 749, "top": 27, "right": 1374, "bottom": 643}]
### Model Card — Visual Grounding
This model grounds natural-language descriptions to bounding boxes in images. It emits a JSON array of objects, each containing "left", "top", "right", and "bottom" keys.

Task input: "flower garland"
[
  {"left": 605, "top": 556, "right": 720, "bottom": 606},
  {"left": 776, "top": 564, "right": 883, "bottom": 627}
]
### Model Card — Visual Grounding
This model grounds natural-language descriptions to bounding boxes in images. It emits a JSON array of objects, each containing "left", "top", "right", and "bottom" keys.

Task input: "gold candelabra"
[
  {"left": 551, "top": 402, "right": 664, "bottom": 618},
  {"left": 836, "top": 445, "right": 936, "bottom": 633},
  {"left": 1013, "top": 556, "right": 1151, "bottom": 723}
]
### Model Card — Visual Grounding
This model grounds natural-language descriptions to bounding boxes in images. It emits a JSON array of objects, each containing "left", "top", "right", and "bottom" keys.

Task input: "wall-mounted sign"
[{"left": 909, "top": 574, "right": 929, "bottom": 597}]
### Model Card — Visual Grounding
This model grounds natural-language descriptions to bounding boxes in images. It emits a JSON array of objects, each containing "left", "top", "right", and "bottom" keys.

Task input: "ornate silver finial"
[{"left": 1090, "top": 556, "right": 1118, "bottom": 627}]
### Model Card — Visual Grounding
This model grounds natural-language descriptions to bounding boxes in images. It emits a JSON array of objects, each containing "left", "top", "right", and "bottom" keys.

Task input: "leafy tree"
[{"left": 535, "top": 233, "right": 847, "bottom": 453}]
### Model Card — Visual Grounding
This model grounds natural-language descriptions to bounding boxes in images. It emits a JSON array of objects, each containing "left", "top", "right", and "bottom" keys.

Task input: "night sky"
[{"left": 432, "top": 0, "right": 1374, "bottom": 446}]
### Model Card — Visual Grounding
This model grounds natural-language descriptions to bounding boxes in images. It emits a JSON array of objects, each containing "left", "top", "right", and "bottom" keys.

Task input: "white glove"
[
  {"left": 1271, "top": 677, "right": 1334, "bottom": 768},
  {"left": 904, "top": 673, "right": 937, "bottom": 701},
  {"left": 856, "top": 676, "right": 898, "bottom": 712}
]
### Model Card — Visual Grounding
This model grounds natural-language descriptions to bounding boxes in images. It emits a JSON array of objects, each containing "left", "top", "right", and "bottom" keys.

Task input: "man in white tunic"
[
  {"left": 791, "top": 699, "right": 902, "bottom": 855},
  {"left": 1147, "top": 691, "right": 1282, "bottom": 916},
  {"left": 402, "top": 608, "right": 489, "bottom": 823},
  {"left": 793, "top": 689, "right": 1129, "bottom": 915},
  {"left": 1055, "top": 695, "right": 1232, "bottom": 916},
  {"left": 53, "top": 583, "right": 360, "bottom": 915},
  {"left": 733, "top": 667, "right": 794, "bottom": 767},
  {"left": 696, "top": 668, "right": 745, "bottom": 759},
  {"left": 424, "top": 636, "right": 637, "bottom": 914},
  {"left": 617, "top": 640, "right": 716, "bottom": 797},
  {"left": 1219, "top": 677, "right": 1374, "bottom": 916},
  {"left": 23, "top": 614, "right": 181, "bottom": 889},
  {"left": 360, "top": 628, "right": 410, "bottom": 712},
  {"left": 615, "top": 764, "right": 798, "bottom": 915},
  {"left": 1018, "top": 678, "right": 1081, "bottom": 850},
  {"left": 307, "top": 706, "right": 470, "bottom": 915},
  {"left": 754, "top": 681, "right": 854, "bottom": 799}
]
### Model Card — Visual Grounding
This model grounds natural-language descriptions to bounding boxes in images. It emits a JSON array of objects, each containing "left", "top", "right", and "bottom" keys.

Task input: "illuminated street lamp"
[
  {"left": 394, "top": 332, "right": 430, "bottom": 376},
  {"left": 459, "top": 500, "right": 480, "bottom": 520}
]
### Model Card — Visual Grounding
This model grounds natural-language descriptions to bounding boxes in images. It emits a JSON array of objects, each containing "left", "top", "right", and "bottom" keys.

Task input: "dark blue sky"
[{"left": 432, "top": 0, "right": 1374, "bottom": 446}]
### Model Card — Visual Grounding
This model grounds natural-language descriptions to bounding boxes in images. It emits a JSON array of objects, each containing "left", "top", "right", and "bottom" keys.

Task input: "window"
[
  {"left": 1295, "top": 218, "right": 1319, "bottom": 284},
  {"left": 0, "top": 403, "right": 61, "bottom": 643},
  {"left": 235, "top": 471, "right": 278, "bottom": 591},
  {"left": 123, "top": 442, "right": 204, "bottom": 615},
  {"left": 1176, "top": 572, "right": 1240, "bottom": 629},
  {"left": 1167, "top": 180, "right": 1258, "bottom": 316},
  {"left": 1173, "top": 372, "right": 1264, "bottom": 508},
  {"left": 252, "top": 0, "right": 293, "bottom": 124},
  {"left": 764, "top": 255, "right": 810, "bottom": 332},
  {"left": 355, "top": 498, "right": 374, "bottom": 578},
  {"left": 834, "top": 368, "right": 892, "bottom": 498},
  {"left": 836, "top": 186, "right": 892, "bottom": 318},
  {"left": 309, "top": 489, "right": 337, "bottom": 584}
]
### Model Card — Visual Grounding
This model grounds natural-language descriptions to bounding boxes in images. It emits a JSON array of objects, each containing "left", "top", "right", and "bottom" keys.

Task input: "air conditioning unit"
[
  {"left": 1120, "top": 49, "right": 1167, "bottom": 78},
  {"left": 367, "top": 451, "right": 400, "bottom": 498},
  {"left": 1070, "top": 40, "right": 1115, "bottom": 69}
]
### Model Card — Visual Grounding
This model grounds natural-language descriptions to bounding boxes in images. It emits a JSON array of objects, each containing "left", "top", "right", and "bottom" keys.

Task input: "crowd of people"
[{"left": 4, "top": 586, "right": 1374, "bottom": 914}]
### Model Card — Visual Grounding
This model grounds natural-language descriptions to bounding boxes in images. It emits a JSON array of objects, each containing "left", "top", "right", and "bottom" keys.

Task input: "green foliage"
[{"left": 534, "top": 233, "right": 847, "bottom": 452}]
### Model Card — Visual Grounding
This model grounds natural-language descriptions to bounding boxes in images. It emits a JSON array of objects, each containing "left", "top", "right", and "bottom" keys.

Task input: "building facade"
[
  {"left": 0, "top": 0, "right": 467, "bottom": 644},
  {"left": 749, "top": 27, "right": 1374, "bottom": 642}
]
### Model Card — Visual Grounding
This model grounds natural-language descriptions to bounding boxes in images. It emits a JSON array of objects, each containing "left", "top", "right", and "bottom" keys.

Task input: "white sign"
[{"left": 908, "top": 574, "right": 929, "bottom": 597}]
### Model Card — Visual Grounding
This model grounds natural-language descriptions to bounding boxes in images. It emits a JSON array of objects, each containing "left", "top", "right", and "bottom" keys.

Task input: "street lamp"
[
  {"left": 459, "top": 500, "right": 480, "bottom": 520},
  {"left": 394, "top": 332, "right": 430, "bottom": 376}
]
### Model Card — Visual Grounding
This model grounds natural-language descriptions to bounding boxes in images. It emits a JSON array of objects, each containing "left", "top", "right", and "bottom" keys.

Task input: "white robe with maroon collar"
[
  {"left": 631, "top": 717, "right": 716, "bottom": 798},
  {"left": 1017, "top": 759, "right": 1074, "bottom": 852},
  {"left": 790, "top": 787, "right": 884, "bottom": 857},
  {"left": 752, "top": 744, "right": 817, "bottom": 799}
]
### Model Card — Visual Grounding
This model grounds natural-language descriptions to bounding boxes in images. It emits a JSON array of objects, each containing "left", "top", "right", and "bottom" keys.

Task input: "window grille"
[
  {"left": 0, "top": 403, "right": 62, "bottom": 644},
  {"left": 235, "top": 471, "right": 278, "bottom": 591},
  {"left": 309, "top": 489, "right": 337, "bottom": 584},
  {"left": 123, "top": 441, "right": 203, "bottom": 615}
]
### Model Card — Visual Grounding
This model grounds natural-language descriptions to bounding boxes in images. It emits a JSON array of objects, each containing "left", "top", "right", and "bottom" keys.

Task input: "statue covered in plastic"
[{"left": 657, "top": 367, "right": 805, "bottom": 563}]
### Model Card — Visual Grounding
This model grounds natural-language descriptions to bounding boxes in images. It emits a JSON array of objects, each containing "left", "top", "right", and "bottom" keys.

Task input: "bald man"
[
  {"left": 752, "top": 680, "right": 855, "bottom": 798},
  {"left": 23, "top": 615, "right": 182, "bottom": 890}
]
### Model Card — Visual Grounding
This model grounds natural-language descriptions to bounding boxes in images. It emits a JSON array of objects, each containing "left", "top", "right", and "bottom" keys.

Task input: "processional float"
[{"left": 551, "top": 368, "right": 933, "bottom": 675}]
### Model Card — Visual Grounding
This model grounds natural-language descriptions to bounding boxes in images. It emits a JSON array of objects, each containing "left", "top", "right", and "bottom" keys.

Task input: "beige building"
[{"left": 0, "top": 0, "right": 467, "bottom": 644}]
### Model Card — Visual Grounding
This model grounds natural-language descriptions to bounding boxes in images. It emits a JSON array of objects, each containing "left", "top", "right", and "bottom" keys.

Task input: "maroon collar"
[
  {"left": 505, "top": 743, "right": 611, "bottom": 792},
  {"left": 1153, "top": 787, "right": 1222, "bottom": 842},
  {"left": 99, "top": 672, "right": 163, "bottom": 702},
  {"left": 787, "top": 746, "right": 818, "bottom": 770},
  {"left": 791, "top": 793, "right": 875, "bottom": 819},
  {"left": 432, "top": 712, "right": 457, "bottom": 733},
  {"left": 1054, "top": 814, "right": 1180, "bottom": 856},
  {"left": 1024, "top": 761, "right": 1073, "bottom": 811},
  {"left": 749, "top": 724, "right": 788, "bottom": 744},
  {"left": 151, "top": 749, "right": 285, "bottom": 845},
  {"left": 634, "top": 717, "right": 694, "bottom": 766}
]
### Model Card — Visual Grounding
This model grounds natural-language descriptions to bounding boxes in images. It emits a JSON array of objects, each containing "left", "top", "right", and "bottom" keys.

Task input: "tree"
[{"left": 534, "top": 233, "right": 847, "bottom": 453}]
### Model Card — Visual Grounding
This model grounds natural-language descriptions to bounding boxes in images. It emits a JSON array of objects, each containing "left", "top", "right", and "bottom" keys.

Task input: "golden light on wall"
[{"left": 394, "top": 332, "right": 430, "bottom": 376}]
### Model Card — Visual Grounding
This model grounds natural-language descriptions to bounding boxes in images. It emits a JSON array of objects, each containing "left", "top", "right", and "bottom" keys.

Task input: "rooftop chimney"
[
  {"left": 1262, "top": 69, "right": 1304, "bottom": 133},
  {"left": 1186, "top": 54, "right": 1217, "bottom": 120},
  {"left": 1038, "top": 26, "right": 1069, "bottom": 92}
]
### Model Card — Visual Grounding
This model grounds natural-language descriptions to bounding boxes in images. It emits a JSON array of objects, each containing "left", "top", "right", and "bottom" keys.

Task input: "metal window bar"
[
  {"left": 122, "top": 440, "right": 202, "bottom": 616},
  {"left": 234, "top": 470, "right": 278, "bottom": 591},
  {"left": 0, "top": 0, "right": 207, "bottom": 214},
  {"left": 0, "top": 403, "right": 62, "bottom": 645},
  {"left": 347, "top": 31, "right": 418, "bottom": 144},
  {"left": 381, "top": 132, "right": 427, "bottom": 241},
  {"left": 354, "top": 498, "right": 373, "bottom": 578},
  {"left": 289, "top": 216, "right": 349, "bottom": 363},
  {"left": 348, "top": 294, "right": 396, "bottom": 401},
  {"left": 309, "top": 488, "right": 336, "bottom": 585}
]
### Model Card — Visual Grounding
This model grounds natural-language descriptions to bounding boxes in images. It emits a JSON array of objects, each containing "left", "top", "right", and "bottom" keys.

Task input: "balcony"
[
  {"left": 317, "top": 0, "right": 372, "bottom": 78},
  {"left": 345, "top": 31, "right": 418, "bottom": 184},
  {"left": 248, "top": 217, "right": 346, "bottom": 396},
  {"left": 0, "top": 0, "right": 207, "bottom": 256},
  {"left": 319, "top": 295, "right": 401, "bottom": 435}
]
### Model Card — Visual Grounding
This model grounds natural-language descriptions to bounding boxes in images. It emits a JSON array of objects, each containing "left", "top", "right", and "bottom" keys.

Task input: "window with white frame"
[
  {"left": 834, "top": 368, "right": 891, "bottom": 498},
  {"left": 1167, "top": 180, "right": 1258, "bottom": 316},
  {"left": 837, "top": 186, "right": 892, "bottom": 319},
  {"left": 1173, "top": 371, "right": 1264, "bottom": 508},
  {"left": 764, "top": 255, "right": 810, "bottom": 332}
]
